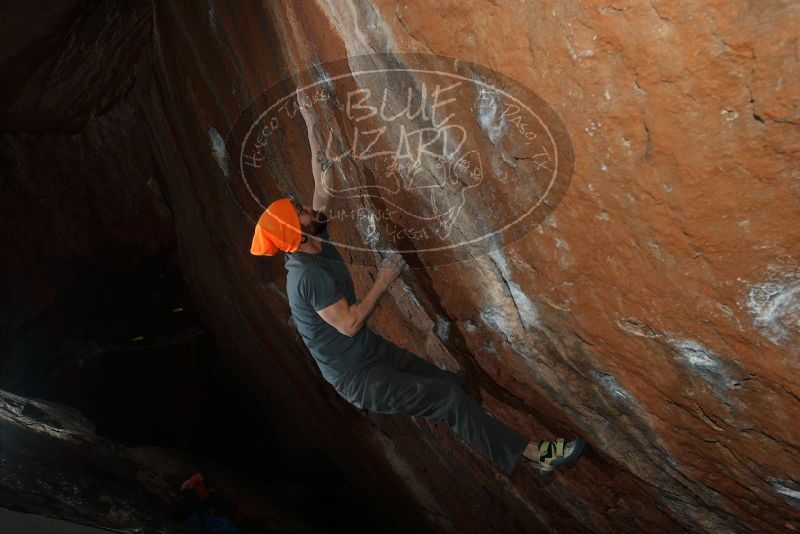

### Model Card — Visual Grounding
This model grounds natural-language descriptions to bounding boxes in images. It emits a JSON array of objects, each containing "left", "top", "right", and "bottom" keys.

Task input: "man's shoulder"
[
  {"left": 286, "top": 264, "right": 321, "bottom": 314},
  {"left": 287, "top": 257, "right": 321, "bottom": 279},
  {"left": 289, "top": 260, "right": 333, "bottom": 293}
]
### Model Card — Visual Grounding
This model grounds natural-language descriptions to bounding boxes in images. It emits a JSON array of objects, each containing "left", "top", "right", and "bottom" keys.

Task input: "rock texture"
[
  {"left": 0, "top": 0, "right": 174, "bottom": 383},
  {"left": 2, "top": 1, "right": 799, "bottom": 532},
  {"left": 0, "top": 387, "right": 336, "bottom": 533}
]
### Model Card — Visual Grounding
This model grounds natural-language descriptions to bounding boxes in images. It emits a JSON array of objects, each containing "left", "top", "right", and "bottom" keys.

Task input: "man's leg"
[
  {"left": 377, "top": 340, "right": 483, "bottom": 402},
  {"left": 344, "top": 361, "right": 529, "bottom": 475},
  {"left": 380, "top": 340, "right": 462, "bottom": 382}
]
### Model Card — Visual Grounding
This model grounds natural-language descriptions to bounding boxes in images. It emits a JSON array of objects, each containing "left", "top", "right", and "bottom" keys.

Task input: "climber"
[{"left": 249, "top": 91, "right": 585, "bottom": 475}]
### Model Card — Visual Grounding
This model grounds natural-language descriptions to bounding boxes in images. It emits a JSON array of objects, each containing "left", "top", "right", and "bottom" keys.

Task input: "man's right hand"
[{"left": 376, "top": 253, "right": 406, "bottom": 290}]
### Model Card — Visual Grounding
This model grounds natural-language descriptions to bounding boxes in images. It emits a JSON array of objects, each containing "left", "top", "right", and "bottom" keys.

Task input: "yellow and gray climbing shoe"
[{"left": 526, "top": 437, "right": 585, "bottom": 471}]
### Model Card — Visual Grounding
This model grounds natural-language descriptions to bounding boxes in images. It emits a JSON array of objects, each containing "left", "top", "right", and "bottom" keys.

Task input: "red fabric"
[{"left": 181, "top": 473, "right": 212, "bottom": 500}]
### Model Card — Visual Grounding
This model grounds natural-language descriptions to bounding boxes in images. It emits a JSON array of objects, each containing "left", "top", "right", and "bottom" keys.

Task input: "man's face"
[{"left": 290, "top": 199, "right": 328, "bottom": 236}]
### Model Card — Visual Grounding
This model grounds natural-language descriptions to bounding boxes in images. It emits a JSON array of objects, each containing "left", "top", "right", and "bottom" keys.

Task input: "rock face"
[{"left": 2, "top": 1, "right": 799, "bottom": 533}]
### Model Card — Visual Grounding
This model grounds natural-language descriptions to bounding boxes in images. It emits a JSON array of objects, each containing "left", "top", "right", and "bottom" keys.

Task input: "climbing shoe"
[{"left": 524, "top": 437, "right": 585, "bottom": 472}]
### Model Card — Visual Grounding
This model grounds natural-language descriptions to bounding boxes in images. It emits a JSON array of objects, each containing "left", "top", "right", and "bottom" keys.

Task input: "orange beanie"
[{"left": 250, "top": 198, "right": 302, "bottom": 256}]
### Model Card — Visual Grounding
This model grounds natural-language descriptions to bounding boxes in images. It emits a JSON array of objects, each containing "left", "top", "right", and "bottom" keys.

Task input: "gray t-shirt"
[{"left": 285, "top": 228, "right": 381, "bottom": 383}]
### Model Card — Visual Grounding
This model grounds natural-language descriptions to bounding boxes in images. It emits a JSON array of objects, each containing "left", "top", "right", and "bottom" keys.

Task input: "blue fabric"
[{"left": 181, "top": 513, "right": 239, "bottom": 533}]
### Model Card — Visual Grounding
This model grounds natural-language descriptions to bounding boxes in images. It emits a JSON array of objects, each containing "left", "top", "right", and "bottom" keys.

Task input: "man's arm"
[
  {"left": 317, "top": 254, "right": 406, "bottom": 337},
  {"left": 297, "top": 93, "right": 333, "bottom": 216}
]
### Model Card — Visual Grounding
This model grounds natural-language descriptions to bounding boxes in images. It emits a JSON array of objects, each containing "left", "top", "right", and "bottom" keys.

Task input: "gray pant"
[{"left": 331, "top": 339, "right": 529, "bottom": 475}]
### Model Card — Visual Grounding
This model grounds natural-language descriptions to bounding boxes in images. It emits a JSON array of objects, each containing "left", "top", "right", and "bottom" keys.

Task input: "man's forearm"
[{"left": 344, "top": 280, "right": 388, "bottom": 336}]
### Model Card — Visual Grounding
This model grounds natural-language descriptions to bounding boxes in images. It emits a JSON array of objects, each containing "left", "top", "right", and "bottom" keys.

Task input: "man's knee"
[
  {"left": 410, "top": 379, "right": 475, "bottom": 428},
  {"left": 430, "top": 379, "right": 470, "bottom": 415},
  {"left": 379, "top": 377, "right": 462, "bottom": 418}
]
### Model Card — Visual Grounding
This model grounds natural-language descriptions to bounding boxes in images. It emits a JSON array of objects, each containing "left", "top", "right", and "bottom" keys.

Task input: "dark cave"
[{"left": 1, "top": 1, "right": 799, "bottom": 533}]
